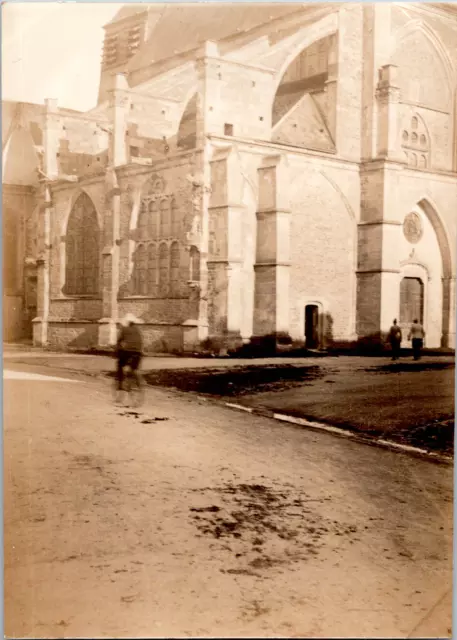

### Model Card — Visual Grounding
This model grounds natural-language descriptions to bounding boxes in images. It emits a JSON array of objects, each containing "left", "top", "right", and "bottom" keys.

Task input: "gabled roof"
[{"left": 127, "top": 3, "right": 307, "bottom": 71}]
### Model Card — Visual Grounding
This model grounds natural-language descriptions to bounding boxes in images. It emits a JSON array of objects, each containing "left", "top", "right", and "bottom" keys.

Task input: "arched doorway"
[{"left": 399, "top": 277, "right": 424, "bottom": 331}]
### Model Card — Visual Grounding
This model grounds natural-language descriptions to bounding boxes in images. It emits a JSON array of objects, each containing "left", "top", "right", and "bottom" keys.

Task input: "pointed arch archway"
[
  {"left": 415, "top": 198, "right": 454, "bottom": 347},
  {"left": 391, "top": 21, "right": 454, "bottom": 112}
]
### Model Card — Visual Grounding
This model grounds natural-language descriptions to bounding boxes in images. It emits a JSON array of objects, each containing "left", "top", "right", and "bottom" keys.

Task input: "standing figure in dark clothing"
[
  {"left": 387, "top": 319, "right": 402, "bottom": 361},
  {"left": 408, "top": 319, "right": 425, "bottom": 361},
  {"left": 116, "top": 313, "right": 143, "bottom": 402}
]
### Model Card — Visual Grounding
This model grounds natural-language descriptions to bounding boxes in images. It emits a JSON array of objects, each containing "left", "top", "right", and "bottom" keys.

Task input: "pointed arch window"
[
  {"left": 189, "top": 246, "right": 200, "bottom": 283},
  {"left": 132, "top": 174, "right": 185, "bottom": 297},
  {"left": 133, "top": 244, "right": 147, "bottom": 295},
  {"left": 158, "top": 243, "right": 169, "bottom": 296},
  {"left": 148, "top": 200, "right": 158, "bottom": 239},
  {"left": 138, "top": 201, "right": 149, "bottom": 241},
  {"left": 147, "top": 243, "right": 157, "bottom": 296},
  {"left": 170, "top": 241, "right": 180, "bottom": 295},
  {"left": 64, "top": 192, "right": 100, "bottom": 296},
  {"left": 171, "top": 198, "right": 179, "bottom": 237},
  {"left": 160, "top": 199, "right": 171, "bottom": 238}
]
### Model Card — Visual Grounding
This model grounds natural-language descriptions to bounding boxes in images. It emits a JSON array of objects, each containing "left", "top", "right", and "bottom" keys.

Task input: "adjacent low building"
[{"left": 3, "top": 2, "right": 457, "bottom": 351}]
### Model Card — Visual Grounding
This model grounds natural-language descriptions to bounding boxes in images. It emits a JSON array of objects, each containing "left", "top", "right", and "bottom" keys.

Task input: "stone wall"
[
  {"left": 288, "top": 164, "right": 358, "bottom": 344},
  {"left": 3, "top": 185, "right": 38, "bottom": 341},
  {"left": 358, "top": 162, "right": 456, "bottom": 347}
]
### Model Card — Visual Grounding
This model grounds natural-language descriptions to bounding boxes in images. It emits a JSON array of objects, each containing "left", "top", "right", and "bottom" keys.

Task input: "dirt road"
[{"left": 4, "top": 364, "right": 453, "bottom": 638}]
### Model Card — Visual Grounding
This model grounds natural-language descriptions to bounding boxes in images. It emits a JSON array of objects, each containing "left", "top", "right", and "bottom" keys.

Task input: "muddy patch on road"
[
  {"left": 189, "top": 482, "right": 358, "bottom": 576},
  {"left": 365, "top": 361, "right": 455, "bottom": 374}
]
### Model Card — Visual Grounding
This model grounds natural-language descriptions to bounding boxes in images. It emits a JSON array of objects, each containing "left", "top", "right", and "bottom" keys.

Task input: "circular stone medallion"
[{"left": 403, "top": 212, "right": 423, "bottom": 244}]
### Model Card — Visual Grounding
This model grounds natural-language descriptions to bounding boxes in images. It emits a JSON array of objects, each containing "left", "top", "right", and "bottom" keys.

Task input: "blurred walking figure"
[
  {"left": 408, "top": 319, "right": 425, "bottom": 361},
  {"left": 387, "top": 319, "right": 402, "bottom": 361},
  {"left": 115, "top": 313, "right": 143, "bottom": 403}
]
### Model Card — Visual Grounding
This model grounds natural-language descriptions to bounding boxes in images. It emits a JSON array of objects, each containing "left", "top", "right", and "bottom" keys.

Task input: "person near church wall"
[
  {"left": 387, "top": 319, "right": 402, "bottom": 361},
  {"left": 408, "top": 319, "right": 425, "bottom": 361}
]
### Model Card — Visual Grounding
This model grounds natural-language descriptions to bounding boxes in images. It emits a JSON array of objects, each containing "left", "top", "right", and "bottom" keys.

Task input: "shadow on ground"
[{"left": 143, "top": 365, "right": 324, "bottom": 396}]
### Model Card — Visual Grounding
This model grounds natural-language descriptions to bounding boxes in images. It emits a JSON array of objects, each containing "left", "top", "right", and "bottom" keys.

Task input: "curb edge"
[{"left": 223, "top": 402, "right": 453, "bottom": 466}]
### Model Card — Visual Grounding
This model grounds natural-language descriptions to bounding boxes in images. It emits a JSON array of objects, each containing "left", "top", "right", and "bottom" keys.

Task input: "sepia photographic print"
[{"left": 2, "top": 1, "right": 456, "bottom": 637}]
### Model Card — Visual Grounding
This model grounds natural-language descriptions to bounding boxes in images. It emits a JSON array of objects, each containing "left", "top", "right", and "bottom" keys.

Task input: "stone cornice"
[
  {"left": 116, "top": 148, "right": 204, "bottom": 178},
  {"left": 254, "top": 261, "right": 291, "bottom": 269},
  {"left": 207, "top": 204, "right": 245, "bottom": 212},
  {"left": 207, "top": 135, "right": 359, "bottom": 170},
  {"left": 50, "top": 171, "right": 107, "bottom": 192},
  {"left": 401, "top": 166, "right": 457, "bottom": 183},
  {"left": 257, "top": 208, "right": 291, "bottom": 216},
  {"left": 358, "top": 220, "right": 402, "bottom": 227},
  {"left": 356, "top": 269, "right": 401, "bottom": 275},
  {"left": 361, "top": 159, "right": 457, "bottom": 183}
]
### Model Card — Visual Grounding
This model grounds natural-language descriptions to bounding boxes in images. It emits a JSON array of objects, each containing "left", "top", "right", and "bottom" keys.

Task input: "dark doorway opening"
[{"left": 305, "top": 304, "right": 320, "bottom": 349}]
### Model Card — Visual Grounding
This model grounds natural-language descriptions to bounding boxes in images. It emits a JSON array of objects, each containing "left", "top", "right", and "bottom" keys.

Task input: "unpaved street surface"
[{"left": 4, "top": 364, "right": 453, "bottom": 638}]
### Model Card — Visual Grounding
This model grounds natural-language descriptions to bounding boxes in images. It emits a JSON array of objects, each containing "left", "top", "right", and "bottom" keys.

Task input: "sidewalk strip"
[
  {"left": 273, "top": 412, "right": 356, "bottom": 438},
  {"left": 224, "top": 402, "right": 253, "bottom": 413}
]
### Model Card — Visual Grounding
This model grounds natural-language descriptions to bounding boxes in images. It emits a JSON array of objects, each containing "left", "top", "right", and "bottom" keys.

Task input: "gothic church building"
[{"left": 3, "top": 3, "right": 457, "bottom": 352}]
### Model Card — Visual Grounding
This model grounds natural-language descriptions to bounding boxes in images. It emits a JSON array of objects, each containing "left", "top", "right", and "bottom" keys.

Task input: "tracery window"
[
  {"left": 158, "top": 243, "right": 169, "bottom": 296},
  {"left": 160, "top": 199, "right": 171, "bottom": 237},
  {"left": 64, "top": 192, "right": 100, "bottom": 296},
  {"left": 170, "top": 241, "right": 180, "bottom": 296},
  {"left": 147, "top": 244, "right": 157, "bottom": 296},
  {"left": 401, "top": 114, "right": 430, "bottom": 169},
  {"left": 134, "top": 244, "right": 147, "bottom": 295},
  {"left": 171, "top": 198, "right": 179, "bottom": 236},
  {"left": 131, "top": 176, "right": 186, "bottom": 297}
]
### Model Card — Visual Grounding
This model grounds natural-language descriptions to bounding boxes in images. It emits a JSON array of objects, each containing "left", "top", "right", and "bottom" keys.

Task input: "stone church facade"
[{"left": 3, "top": 3, "right": 457, "bottom": 352}]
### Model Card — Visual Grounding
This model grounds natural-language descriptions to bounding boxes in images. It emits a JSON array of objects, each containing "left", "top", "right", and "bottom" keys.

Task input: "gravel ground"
[{"left": 3, "top": 364, "right": 453, "bottom": 638}]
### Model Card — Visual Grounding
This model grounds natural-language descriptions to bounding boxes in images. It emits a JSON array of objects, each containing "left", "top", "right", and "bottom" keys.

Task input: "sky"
[{"left": 2, "top": 3, "right": 119, "bottom": 111}]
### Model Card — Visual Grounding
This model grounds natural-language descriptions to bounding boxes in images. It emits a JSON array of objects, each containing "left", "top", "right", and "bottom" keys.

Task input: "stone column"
[
  {"left": 442, "top": 275, "right": 456, "bottom": 349},
  {"left": 108, "top": 73, "right": 130, "bottom": 167},
  {"left": 98, "top": 168, "right": 121, "bottom": 347},
  {"left": 375, "top": 65, "right": 402, "bottom": 161},
  {"left": 33, "top": 184, "right": 52, "bottom": 346},
  {"left": 195, "top": 42, "right": 221, "bottom": 144},
  {"left": 98, "top": 74, "right": 130, "bottom": 347},
  {"left": 253, "top": 155, "right": 291, "bottom": 340},
  {"left": 43, "top": 98, "right": 60, "bottom": 179},
  {"left": 356, "top": 164, "right": 403, "bottom": 344},
  {"left": 361, "top": 3, "right": 392, "bottom": 160},
  {"left": 206, "top": 146, "right": 244, "bottom": 350},
  {"left": 33, "top": 99, "right": 60, "bottom": 346}
]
